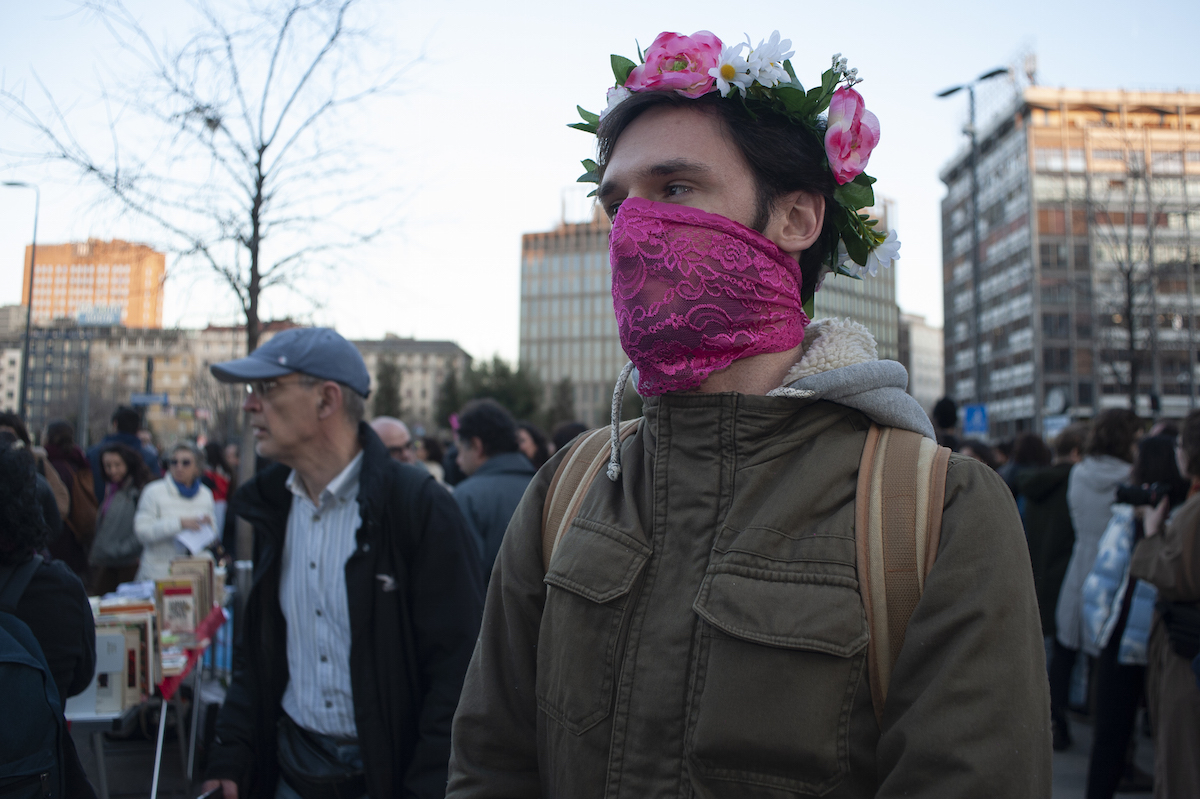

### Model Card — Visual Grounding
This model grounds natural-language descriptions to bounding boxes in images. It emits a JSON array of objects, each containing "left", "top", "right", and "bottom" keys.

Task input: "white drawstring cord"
[{"left": 606, "top": 361, "right": 636, "bottom": 481}]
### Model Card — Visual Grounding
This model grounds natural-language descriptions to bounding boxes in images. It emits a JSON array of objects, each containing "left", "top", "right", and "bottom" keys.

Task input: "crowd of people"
[{"left": 933, "top": 399, "right": 1200, "bottom": 798}]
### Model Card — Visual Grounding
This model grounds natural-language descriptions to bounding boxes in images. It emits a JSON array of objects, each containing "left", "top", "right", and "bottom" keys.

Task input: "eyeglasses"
[
  {"left": 387, "top": 442, "right": 416, "bottom": 457},
  {"left": 168, "top": 459, "right": 195, "bottom": 467},
  {"left": 245, "top": 375, "right": 317, "bottom": 397}
]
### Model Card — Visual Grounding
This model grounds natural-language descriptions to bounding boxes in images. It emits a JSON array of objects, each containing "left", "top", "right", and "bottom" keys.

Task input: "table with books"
[{"left": 66, "top": 556, "right": 227, "bottom": 799}]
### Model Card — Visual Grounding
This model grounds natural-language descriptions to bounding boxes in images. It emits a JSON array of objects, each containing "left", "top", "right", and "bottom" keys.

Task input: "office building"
[
  {"left": 941, "top": 87, "right": 1200, "bottom": 438},
  {"left": 898, "top": 314, "right": 945, "bottom": 413},
  {"left": 520, "top": 213, "right": 624, "bottom": 427},
  {"left": 22, "top": 239, "right": 166, "bottom": 328},
  {"left": 352, "top": 335, "right": 471, "bottom": 429}
]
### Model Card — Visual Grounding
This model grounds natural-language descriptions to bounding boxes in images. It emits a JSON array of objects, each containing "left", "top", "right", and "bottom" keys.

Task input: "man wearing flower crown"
[{"left": 447, "top": 31, "right": 1051, "bottom": 798}]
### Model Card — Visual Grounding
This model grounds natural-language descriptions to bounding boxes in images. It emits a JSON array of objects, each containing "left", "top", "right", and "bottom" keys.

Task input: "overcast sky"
[{"left": 2, "top": 0, "right": 1197, "bottom": 362}]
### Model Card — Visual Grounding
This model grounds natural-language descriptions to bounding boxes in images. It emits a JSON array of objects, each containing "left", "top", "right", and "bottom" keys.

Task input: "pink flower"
[
  {"left": 824, "top": 87, "right": 880, "bottom": 185},
  {"left": 624, "top": 31, "right": 722, "bottom": 99}
]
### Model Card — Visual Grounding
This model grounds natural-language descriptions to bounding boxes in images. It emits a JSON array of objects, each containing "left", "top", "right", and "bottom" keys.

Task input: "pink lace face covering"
[{"left": 610, "top": 197, "right": 810, "bottom": 395}]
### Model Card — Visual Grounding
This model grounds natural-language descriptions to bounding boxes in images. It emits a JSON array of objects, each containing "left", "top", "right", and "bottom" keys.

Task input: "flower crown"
[{"left": 571, "top": 30, "right": 899, "bottom": 282}]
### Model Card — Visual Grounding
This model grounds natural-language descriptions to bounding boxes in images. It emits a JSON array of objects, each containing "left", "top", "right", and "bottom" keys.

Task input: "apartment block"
[
  {"left": 22, "top": 239, "right": 166, "bottom": 328},
  {"left": 941, "top": 87, "right": 1200, "bottom": 438}
]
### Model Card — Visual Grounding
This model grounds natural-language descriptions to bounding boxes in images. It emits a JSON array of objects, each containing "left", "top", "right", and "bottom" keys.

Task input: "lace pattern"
[{"left": 610, "top": 198, "right": 810, "bottom": 396}]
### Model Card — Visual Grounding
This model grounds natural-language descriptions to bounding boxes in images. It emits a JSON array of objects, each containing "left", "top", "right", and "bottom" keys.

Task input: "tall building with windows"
[
  {"left": 520, "top": 213, "right": 624, "bottom": 427},
  {"left": 22, "top": 239, "right": 166, "bottom": 328},
  {"left": 941, "top": 88, "right": 1200, "bottom": 439}
]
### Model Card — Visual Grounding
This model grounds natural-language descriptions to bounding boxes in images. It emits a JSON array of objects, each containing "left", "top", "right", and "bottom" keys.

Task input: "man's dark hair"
[
  {"left": 1179, "top": 409, "right": 1200, "bottom": 480},
  {"left": 596, "top": 92, "right": 837, "bottom": 305},
  {"left": 457, "top": 399, "right": 518, "bottom": 458},
  {"left": 0, "top": 437, "right": 52, "bottom": 565},
  {"left": 1053, "top": 423, "right": 1088, "bottom": 459},
  {"left": 112, "top": 406, "right": 141, "bottom": 435},
  {"left": 932, "top": 397, "right": 958, "bottom": 431},
  {"left": 1011, "top": 432, "right": 1051, "bottom": 467},
  {"left": 1131, "top": 435, "right": 1186, "bottom": 492},
  {"left": 552, "top": 421, "right": 589, "bottom": 452},
  {"left": 44, "top": 420, "right": 76, "bottom": 450},
  {"left": 960, "top": 439, "right": 1000, "bottom": 470},
  {"left": 1084, "top": 409, "right": 1141, "bottom": 463},
  {"left": 100, "top": 442, "right": 152, "bottom": 489},
  {"left": 0, "top": 411, "right": 31, "bottom": 445}
]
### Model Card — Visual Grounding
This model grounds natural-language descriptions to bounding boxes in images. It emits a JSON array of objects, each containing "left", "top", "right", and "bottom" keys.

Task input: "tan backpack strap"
[
  {"left": 856, "top": 424, "right": 952, "bottom": 726},
  {"left": 541, "top": 419, "right": 640, "bottom": 571}
]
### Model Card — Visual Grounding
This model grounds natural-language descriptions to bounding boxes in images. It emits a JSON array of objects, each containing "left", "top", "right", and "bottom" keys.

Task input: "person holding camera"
[
  {"left": 1081, "top": 434, "right": 1188, "bottom": 797},
  {"left": 1131, "top": 409, "right": 1200, "bottom": 797}
]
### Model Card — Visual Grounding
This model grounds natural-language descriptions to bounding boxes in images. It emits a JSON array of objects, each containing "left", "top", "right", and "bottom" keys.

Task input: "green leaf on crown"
[
  {"left": 803, "top": 295, "right": 814, "bottom": 318},
  {"left": 611, "top": 55, "right": 636, "bottom": 85},
  {"left": 581, "top": 159, "right": 598, "bottom": 173},
  {"left": 833, "top": 178, "right": 875, "bottom": 210},
  {"left": 783, "top": 60, "right": 803, "bottom": 91},
  {"left": 774, "top": 85, "right": 808, "bottom": 115},
  {"left": 568, "top": 121, "right": 598, "bottom": 133},
  {"left": 833, "top": 210, "right": 870, "bottom": 265},
  {"left": 577, "top": 106, "right": 600, "bottom": 125}
]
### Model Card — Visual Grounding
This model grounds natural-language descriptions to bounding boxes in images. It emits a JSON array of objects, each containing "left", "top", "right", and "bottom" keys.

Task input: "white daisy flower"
[
  {"left": 708, "top": 42, "right": 753, "bottom": 97},
  {"left": 746, "top": 31, "right": 795, "bottom": 87},
  {"left": 599, "top": 85, "right": 632, "bottom": 121},
  {"left": 863, "top": 229, "right": 901, "bottom": 277}
]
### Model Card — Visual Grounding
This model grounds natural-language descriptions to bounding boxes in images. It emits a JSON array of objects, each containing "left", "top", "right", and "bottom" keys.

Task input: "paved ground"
[
  {"left": 1053, "top": 714, "right": 1155, "bottom": 798},
  {"left": 73, "top": 705, "right": 1156, "bottom": 797}
]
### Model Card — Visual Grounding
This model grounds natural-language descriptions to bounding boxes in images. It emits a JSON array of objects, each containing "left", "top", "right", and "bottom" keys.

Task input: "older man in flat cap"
[{"left": 201, "top": 327, "right": 483, "bottom": 799}]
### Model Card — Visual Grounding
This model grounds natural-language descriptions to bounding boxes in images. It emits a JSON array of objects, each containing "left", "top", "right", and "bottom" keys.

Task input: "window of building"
[
  {"left": 1035, "top": 149, "right": 1064, "bottom": 171},
  {"left": 1039, "top": 242, "right": 1068, "bottom": 268},
  {"left": 1043, "top": 347, "right": 1071, "bottom": 372},
  {"left": 1151, "top": 151, "right": 1183, "bottom": 174},
  {"left": 1067, "top": 149, "right": 1086, "bottom": 172}
]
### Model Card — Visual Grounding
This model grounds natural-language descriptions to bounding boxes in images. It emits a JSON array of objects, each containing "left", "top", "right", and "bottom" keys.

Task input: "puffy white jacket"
[{"left": 134, "top": 477, "right": 216, "bottom": 581}]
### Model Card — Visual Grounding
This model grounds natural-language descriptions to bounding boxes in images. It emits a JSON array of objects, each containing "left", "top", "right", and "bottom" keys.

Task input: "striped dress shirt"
[{"left": 279, "top": 451, "right": 364, "bottom": 740}]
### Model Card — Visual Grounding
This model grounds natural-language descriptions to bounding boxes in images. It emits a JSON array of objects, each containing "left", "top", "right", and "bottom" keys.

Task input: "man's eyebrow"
[{"left": 598, "top": 159, "right": 712, "bottom": 203}]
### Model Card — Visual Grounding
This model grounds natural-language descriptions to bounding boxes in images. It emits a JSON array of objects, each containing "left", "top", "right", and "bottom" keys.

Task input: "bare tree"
[{"left": 2, "top": 0, "right": 414, "bottom": 353}]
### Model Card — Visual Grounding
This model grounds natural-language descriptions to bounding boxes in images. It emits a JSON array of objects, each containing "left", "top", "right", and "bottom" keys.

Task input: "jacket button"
[
  {"left": 309, "top": 562, "right": 316, "bottom": 570},
  {"left": 361, "top": 544, "right": 370, "bottom": 553},
  {"left": 315, "top": 609, "right": 322, "bottom": 617},
  {"left": 325, "top": 700, "right": 332, "bottom": 709},
  {"left": 320, "top": 655, "right": 328, "bottom": 663},
  {"left": 312, "top": 514, "right": 320, "bottom": 522}
]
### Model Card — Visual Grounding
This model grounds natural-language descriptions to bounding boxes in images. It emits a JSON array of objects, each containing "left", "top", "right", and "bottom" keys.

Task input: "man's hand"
[{"left": 200, "top": 779, "right": 237, "bottom": 799}]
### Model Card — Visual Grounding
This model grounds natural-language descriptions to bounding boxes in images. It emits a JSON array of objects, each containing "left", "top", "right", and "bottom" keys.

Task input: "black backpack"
[{"left": 0, "top": 556, "right": 65, "bottom": 799}]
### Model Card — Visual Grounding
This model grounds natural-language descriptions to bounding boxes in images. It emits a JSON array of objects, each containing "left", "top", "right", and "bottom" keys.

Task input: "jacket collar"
[
  {"left": 232, "top": 422, "right": 392, "bottom": 545},
  {"left": 470, "top": 451, "right": 536, "bottom": 478}
]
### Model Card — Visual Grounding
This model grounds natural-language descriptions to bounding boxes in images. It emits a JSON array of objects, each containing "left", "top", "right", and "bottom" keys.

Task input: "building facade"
[
  {"left": 898, "top": 313, "right": 945, "bottom": 414},
  {"left": 520, "top": 214, "right": 625, "bottom": 427},
  {"left": 941, "top": 87, "right": 1200, "bottom": 439},
  {"left": 22, "top": 239, "right": 166, "bottom": 328},
  {"left": 352, "top": 335, "right": 471, "bottom": 430}
]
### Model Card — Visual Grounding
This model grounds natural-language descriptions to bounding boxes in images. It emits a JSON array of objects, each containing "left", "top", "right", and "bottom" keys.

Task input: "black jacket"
[
  {"left": 1017, "top": 462, "right": 1076, "bottom": 637},
  {"left": 205, "top": 424, "right": 485, "bottom": 798},
  {"left": 12, "top": 557, "right": 97, "bottom": 799}
]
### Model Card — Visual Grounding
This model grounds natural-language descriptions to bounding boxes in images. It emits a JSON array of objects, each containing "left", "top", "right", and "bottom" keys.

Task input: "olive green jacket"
[{"left": 448, "top": 391, "right": 1051, "bottom": 798}]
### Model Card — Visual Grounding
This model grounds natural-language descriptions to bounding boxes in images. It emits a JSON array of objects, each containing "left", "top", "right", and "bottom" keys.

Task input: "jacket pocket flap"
[
  {"left": 544, "top": 518, "right": 649, "bottom": 604},
  {"left": 694, "top": 570, "right": 868, "bottom": 657}
]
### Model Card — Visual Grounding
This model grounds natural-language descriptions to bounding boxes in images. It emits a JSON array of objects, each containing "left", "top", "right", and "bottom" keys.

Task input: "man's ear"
[
  {"left": 316, "top": 381, "right": 342, "bottom": 421},
  {"left": 766, "top": 191, "right": 825, "bottom": 258}
]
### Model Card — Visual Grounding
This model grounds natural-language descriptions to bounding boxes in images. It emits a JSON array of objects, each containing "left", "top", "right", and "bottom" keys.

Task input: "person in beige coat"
[
  {"left": 134, "top": 441, "right": 215, "bottom": 581},
  {"left": 1131, "top": 408, "right": 1200, "bottom": 798}
]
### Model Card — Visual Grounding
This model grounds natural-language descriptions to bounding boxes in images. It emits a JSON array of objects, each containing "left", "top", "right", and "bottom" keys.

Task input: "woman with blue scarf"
[{"left": 133, "top": 441, "right": 216, "bottom": 581}]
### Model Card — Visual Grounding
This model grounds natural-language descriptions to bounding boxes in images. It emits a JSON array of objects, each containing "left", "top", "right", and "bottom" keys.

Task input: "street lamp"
[
  {"left": 3, "top": 181, "right": 39, "bottom": 421},
  {"left": 936, "top": 68, "right": 1009, "bottom": 417}
]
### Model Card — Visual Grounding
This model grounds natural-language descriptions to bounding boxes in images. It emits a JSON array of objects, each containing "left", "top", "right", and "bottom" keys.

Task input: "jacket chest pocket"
[
  {"left": 537, "top": 518, "right": 649, "bottom": 735},
  {"left": 686, "top": 527, "right": 868, "bottom": 797}
]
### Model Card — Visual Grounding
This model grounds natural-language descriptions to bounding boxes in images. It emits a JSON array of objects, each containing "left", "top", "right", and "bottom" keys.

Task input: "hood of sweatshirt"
[{"left": 767, "top": 317, "right": 936, "bottom": 440}]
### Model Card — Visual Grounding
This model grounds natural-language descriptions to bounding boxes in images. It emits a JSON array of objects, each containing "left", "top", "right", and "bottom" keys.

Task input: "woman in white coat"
[{"left": 134, "top": 441, "right": 216, "bottom": 581}]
